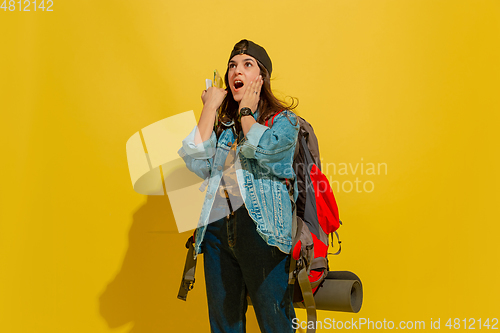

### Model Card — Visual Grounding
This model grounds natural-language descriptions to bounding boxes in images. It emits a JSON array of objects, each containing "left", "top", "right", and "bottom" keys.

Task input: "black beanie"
[{"left": 228, "top": 39, "right": 272, "bottom": 75}]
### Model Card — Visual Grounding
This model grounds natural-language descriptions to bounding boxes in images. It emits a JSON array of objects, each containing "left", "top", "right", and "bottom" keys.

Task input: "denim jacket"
[{"left": 177, "top": 110, "right": 300, "bottom": 258}]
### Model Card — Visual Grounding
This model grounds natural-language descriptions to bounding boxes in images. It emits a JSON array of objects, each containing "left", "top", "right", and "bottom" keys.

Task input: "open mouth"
[{"left": 234, "top": 80, "right": 244, "bottom": 90}]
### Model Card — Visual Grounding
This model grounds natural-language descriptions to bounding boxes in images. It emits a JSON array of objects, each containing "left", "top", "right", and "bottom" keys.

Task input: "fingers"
[
  {"left": 247, "top": 75, "right": 262, "bottom": 97},
  {"left": 252, "top": 75, "right": 262, "bottom": 95},
  {"left": 203, "top": 87, "right": 226, "bottom": 97},
  {"left": 257, "top": 75, "right": 263, "bottom": 94},
  {"left": 238, "top": 75, "right": 262, "bottom": 112},
  {"left": 201, "top": 90, "right": 206, "bottom": 104},
  {"left": 253, "top": 75, "right": 262, "bottom": 99},
  {"left": 202, "top": 87, "right": 227, "bottom": 110},
  {"left": 243, "top": 80, "right": 253, "bottom": 99}
]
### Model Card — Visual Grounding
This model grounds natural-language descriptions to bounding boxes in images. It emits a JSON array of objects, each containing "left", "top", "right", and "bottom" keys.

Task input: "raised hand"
[
  {"left": 202, "top": 87, "right": 227, "bottom": 111},
  {"left": 238, "top": 75, "right": 263, "bottom": 115}
]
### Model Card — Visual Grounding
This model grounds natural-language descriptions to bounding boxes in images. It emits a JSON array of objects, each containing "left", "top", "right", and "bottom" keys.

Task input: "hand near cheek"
[{"left": 239, "top": 75, "right": 263, "bottom": 114}]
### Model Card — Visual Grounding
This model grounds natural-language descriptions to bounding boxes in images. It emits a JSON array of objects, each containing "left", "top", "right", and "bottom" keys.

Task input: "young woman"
[{"left": 178, "top": 39, "right": 299, "bottom": 333}]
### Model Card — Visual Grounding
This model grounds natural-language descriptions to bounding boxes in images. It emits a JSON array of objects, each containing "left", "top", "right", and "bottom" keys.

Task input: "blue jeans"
[{"left": 202, "top": 205, "right": 296, "bottom": 333}]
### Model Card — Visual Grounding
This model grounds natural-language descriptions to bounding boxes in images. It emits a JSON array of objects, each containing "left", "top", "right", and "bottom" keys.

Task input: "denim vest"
[{"left": 177, "top": 110, "right": 299, "bottom": 258}]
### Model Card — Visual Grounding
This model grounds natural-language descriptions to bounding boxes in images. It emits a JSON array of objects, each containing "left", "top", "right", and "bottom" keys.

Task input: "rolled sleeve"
[
  {"left": 240, "top": 122, "right": 268, "bottom": 159},
  {"left": 181, "top": 126, "right": 217, "bottom": 159},
  {"left": 240, "top": 111, "right": 299, "bottom": 179},
  {"left": 177, "top": 146, "right": 212, "bottom": 180}
]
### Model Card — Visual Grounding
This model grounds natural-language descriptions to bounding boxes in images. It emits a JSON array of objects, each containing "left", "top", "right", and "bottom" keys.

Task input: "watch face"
[
  {"left": 240, "top": 108, "right": 252, "bottom": 116},
  {"left": 238, "top": 107, "right": 253, "bottom": 122}
]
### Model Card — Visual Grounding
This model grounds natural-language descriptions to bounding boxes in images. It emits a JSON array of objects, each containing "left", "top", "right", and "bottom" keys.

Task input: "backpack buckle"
[
  {"left": 186, "top": 279, "right": 195, "bottom": 291},
  {"left": 294, "top": 258, "right": 304, "bottom": 275}
]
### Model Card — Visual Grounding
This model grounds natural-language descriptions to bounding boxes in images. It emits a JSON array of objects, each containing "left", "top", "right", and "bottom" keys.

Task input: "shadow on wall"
[{"left": 98, "top": 195, "right": 210, "bottom": 332}]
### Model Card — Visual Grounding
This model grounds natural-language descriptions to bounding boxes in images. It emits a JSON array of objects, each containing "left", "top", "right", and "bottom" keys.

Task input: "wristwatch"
[{"left": 238, "top": 107, "right": 253, "bottom": 122}]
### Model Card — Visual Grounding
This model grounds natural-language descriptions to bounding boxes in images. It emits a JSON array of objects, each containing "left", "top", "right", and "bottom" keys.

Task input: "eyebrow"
[{"left": 229, "top": 58, "right": 256, "bottom": 64}]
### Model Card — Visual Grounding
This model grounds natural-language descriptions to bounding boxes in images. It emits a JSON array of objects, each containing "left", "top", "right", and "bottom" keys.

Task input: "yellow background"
[{"left": 1, "top": 0, "right": 499, "bottom": 332}]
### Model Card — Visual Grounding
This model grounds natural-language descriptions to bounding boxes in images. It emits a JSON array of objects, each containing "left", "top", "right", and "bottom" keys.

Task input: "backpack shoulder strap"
[
  {"left": 177, "top": 236, "right": 197, "bottom": 301},
  {"left": 265, "top": 110, "right": 283, "bottom": 127},
  {"left": 297, "top": 116, "right": 321, "bottom": 170},
  {"left": 298, "top": 267, "right": 318, "bottom": 333}
]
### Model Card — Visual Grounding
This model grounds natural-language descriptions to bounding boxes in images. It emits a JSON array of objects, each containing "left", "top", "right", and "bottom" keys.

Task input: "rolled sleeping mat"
[{"left": 313, "top": 271, "right": 363, "bottom": 313}]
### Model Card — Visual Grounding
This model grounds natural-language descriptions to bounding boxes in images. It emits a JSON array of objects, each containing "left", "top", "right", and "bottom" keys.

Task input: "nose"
[{"left": 235, "top": 63, "right": 244, "bottom": 75}]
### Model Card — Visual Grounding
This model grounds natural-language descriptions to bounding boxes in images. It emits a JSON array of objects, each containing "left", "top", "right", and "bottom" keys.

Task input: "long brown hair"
[{"left": 216, "top": 40, "right": 298, "bottom": 138}]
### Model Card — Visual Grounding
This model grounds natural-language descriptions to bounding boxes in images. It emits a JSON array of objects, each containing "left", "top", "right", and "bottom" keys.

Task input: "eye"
[
  {"left": 245, "top": 62, "right": 253, "bottom": 67},
  {"left": 229, "top": 63, "right": 236, "bottom": 69}
]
